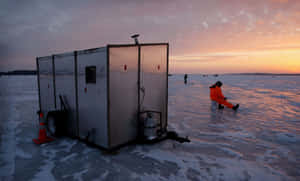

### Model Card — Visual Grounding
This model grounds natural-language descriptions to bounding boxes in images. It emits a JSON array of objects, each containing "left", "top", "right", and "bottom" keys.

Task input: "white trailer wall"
[
  {"left": 109, "top": 46, "right": 139, "bottom": 148},
  {"left": 38, "top": 56, "right": 55, "bottom": 118},
  {"left": 77, "top": 48, "right": 108, "bottom": 148},
  {"left": 54, "top": 53, "right": 77, "bottom": 137}
]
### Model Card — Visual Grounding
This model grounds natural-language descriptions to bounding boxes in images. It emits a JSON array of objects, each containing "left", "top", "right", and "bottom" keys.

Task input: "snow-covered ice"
[{"left": 0, "top": 75, "right": 299, "bottom": 181}]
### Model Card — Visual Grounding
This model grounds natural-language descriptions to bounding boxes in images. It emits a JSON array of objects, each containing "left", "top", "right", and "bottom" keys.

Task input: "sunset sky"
[{"left": 0, "top": 0, "right": 299, "bottom": 74}]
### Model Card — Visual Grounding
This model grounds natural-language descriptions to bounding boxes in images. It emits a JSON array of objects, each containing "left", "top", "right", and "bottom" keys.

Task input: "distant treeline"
[
  {"left": 0, "top": 70, "right": 37, "bottom": 76},
  {"left": 227, "top": 73, "right": 300, "bottom": 76}
]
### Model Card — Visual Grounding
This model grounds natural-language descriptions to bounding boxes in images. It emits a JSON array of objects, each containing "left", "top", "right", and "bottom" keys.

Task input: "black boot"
[
  {"left": 232, "top": 104, "right": 239, "bottom": 111},
  {"left": 218, "top": 104, "right": 224, "bottom": 109}
]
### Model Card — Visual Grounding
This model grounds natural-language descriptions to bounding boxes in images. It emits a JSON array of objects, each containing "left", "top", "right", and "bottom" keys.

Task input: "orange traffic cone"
[{"left": 33, "top": 112, "right": 54, "bottom": 144}]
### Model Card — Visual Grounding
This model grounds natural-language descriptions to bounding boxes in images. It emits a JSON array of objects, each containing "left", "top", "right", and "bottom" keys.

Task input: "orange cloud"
[
  {"left": 256, "top": 19, "right": 265, "bottom": 25},
  {"left": 170, "top": 49, "right": 300, "bottom": 74}
]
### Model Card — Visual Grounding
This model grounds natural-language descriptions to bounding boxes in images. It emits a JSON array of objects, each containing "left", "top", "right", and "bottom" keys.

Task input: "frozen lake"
[{"left": 0, "top": 75, "right": 300, "bottom": 181}]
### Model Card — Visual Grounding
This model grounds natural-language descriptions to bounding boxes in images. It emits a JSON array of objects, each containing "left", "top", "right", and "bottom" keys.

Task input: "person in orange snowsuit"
[{"left": 210, "top": 81, "right": 239, "bottom": 110}]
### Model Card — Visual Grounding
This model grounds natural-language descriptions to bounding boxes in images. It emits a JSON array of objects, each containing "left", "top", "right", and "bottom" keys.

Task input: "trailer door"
[
  {"left": 77, "top": 48, "right": 108, "bottom": 148},
  {"left": 139, "top": 45, "right": 168, "bottom": 131}
]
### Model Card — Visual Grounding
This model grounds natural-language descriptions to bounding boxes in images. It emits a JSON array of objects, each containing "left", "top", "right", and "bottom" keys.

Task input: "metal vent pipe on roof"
[{"left": 131, "top": 34, "right": 140, "bottom": 45}]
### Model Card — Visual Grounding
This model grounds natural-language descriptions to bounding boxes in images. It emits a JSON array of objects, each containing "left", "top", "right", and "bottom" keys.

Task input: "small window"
[{"left": 85, "top": 66, "right": 96, "bottom": 84}]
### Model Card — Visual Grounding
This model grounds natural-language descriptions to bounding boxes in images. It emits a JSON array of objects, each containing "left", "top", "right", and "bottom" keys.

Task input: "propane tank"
[{"left": 143, "top": 112, "right": 159, "bottom": 140}]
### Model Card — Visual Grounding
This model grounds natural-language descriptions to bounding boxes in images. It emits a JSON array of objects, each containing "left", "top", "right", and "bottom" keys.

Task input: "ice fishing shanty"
[{"left": 35, "top": 42, "right": 169, "bottom": 149}]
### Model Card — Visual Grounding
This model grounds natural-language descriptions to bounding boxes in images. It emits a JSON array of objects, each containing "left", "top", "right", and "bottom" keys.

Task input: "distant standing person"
[
  {"left": 184, "top": 74, "right": 188, "bottom": 84},
  {"left": 210, "top": 81, "right": 239, "bottom": 110}
]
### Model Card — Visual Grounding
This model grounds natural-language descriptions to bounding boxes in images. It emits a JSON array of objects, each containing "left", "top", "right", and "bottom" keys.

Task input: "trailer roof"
[
  {"left": 107, "top": 43, "right": 168, "bottom": 47},
  {"left": 37, "top": 42, "right": 168, "bottom": 59}
]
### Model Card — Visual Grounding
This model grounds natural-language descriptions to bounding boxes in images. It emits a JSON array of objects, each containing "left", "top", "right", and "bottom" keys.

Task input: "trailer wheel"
[
  {"left": 47, "top": 114, "right": 57, "bottom": 136},
  {"left": 46, "top": 111, "right": 68, "bottom": 137}
]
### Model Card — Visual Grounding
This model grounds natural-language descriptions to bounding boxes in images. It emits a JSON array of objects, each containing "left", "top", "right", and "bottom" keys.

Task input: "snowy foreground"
[{"left": 0, "top": 75, "right": 300, "bottom": 181}]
